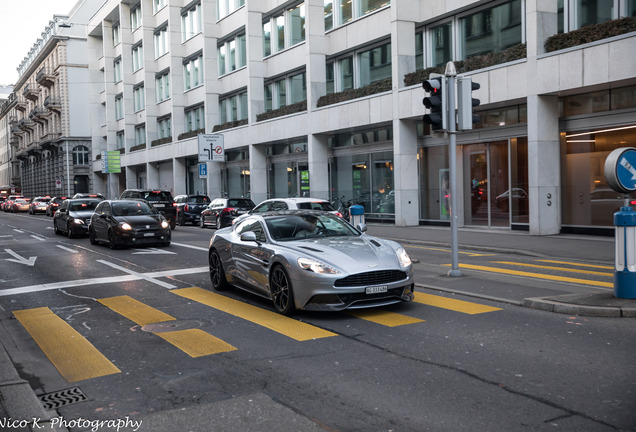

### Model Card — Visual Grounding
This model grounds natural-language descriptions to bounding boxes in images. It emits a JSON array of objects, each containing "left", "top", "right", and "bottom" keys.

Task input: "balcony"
[
  {"left": 29, "top": 106, "right": 49, "bottom": 123},
  {"left": 9, "top": 116, "right": 18, "bottom": 125},
  {"left": 36, "top": 68, "right": 56, "bottom": 87},
  {"left": 41, "top": 132, "right": 62, "bottom": 144},
  {"left": 15, "top": 101, "right": 27, "bottom": 112},
  {"left": 18, "top": 118, "right": 36, "bottom": 131},
  {"left": 23, "top": 85, "right": 40, "bottom": 102},
  {"left": 44, "top": 96, "right": 62, "bottom": 113}
]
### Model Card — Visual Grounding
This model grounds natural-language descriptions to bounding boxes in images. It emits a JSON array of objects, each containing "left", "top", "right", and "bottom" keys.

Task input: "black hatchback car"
[
  {"left": 120, "top": 189, "right": 177, "bottom": 229},
  {"left": 174, "top": 194, "right": 210, "bottom": 225},
  {"left": 53, "top": 198, "right": 101, "bottom": 238},
  {"left": 89, "top": 200, "right": 171, "bottom": 249},
  {"left": 200, "top": 197, "right": 255, "bottom": 229}
]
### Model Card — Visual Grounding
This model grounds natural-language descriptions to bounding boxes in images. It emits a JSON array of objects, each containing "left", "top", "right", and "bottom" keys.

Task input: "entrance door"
[{"left": 463, "top": 141, "right": 509, "bottom": 227}]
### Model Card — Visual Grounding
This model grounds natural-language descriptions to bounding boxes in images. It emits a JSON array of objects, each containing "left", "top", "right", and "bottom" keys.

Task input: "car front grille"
[{"left": 334, "top": 270, "right": 408, "bottom": 287}]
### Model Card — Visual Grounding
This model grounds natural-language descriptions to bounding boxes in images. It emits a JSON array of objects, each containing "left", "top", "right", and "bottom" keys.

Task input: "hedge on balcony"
[
  {"left": 545, "top": 17, "right": 636, "bottom": 53},
  {"left": 130, "top": 144, "right": 146, "bottom": 152},
  {"left": 403, "top": 43, "right": 527, "bottom": 86},
  {"left": 151, "top": 136, "right": 172, "bottom": 147},
  {"left": 213, "top": 119, "right": 248, "bottom": 132},
  {"left": 256, "top": 100, "right": 307, "bottom": 122},
  {"left": 177, "top": 128, "right": 205, "bottom": 140},
  {"left": 316, "top": 78, "right": 392, "bottom": 108}
]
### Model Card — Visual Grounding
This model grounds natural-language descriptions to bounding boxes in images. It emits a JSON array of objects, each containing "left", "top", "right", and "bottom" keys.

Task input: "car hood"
[
  {"left": 281, "top": 235, "right": 403, "bottom": 271},
  {"left": 70, "top": 210, "right": 96, "bottom": 218},
  {"left": 115, "top": 215, "right": 164, "bottom": 226}
]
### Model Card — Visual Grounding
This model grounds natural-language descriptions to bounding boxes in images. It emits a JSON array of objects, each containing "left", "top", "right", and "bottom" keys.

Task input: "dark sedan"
[
  {"left": 175, "top": 194, "right": 210, "bottom": 225},
  {"left": 200, "top": 197, "right": 255, "bottom": 229},
  {"left": 89, "top": 200, "right": 171, "bottom": 249},
  {"left": 46, "top": 196, "right": 68, "bottom": 216},
  {"left": 53, "top": 198, "right": 101, "bottom": 238}
]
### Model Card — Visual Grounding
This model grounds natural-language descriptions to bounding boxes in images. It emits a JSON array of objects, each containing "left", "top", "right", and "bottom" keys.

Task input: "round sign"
[{"left": 605, "top": 147, "right": 636, "bottom": 193}]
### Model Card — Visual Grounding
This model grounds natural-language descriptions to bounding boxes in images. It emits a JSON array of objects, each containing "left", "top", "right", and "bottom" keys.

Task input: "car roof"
[{"left": 261, "top": 197, "right": 328, "bottom": 203}]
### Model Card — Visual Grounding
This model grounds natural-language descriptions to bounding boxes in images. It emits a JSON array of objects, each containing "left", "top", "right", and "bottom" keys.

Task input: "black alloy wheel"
[
  {"left": 108, "top": 230, "right": 118, "bottom": 250},
  {"left": 199, "top": 216, "right": 206, "bottom": 228},
  {"left": 215, "top": 215, "right": 222, "bottom": 229},
  {"left": 209, "top": 249, "right": 227, "bottom": 290},
  {"left": 270, "top": 265, "right": 295, "bottom": 315},
  {"left": 89, "top": 227, "right": 97, "bottom": 245},
  {"left": 67, "top": 223, "right": 74, "bottom": 239}
]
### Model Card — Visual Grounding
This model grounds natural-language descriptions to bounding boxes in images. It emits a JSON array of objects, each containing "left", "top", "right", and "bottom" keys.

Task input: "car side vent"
[
  {"left": 299, "top": 246, "right": 323, "bottom": 253},
  {"left": 370, "top": 239, "right": 382, "bottom": 247}
]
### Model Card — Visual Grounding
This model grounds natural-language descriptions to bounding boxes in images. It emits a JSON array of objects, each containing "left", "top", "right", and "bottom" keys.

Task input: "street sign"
[
  {"left": 198, "top": 163, "right": 208, "bottom": 178},
  {"left": 101, "top": 151, "right": 121, "bottom": 174},
  {"left": 605, "top": 147, "right": 636, "bottom": 193},
  {"left": 198, "top": 134, "right": 224, "bottom": 162}
]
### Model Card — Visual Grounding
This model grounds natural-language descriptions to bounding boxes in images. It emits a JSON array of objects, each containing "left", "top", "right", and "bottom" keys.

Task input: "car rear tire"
[
  {"left": 215, "top": 215, "right": 222, "bottom": 229},
  {"left": 177, "top": 213, "right": 185, "bottom": 226},
  {"left": 270, "top": 265, "right": 295, "bottom": 316},
  {"left": 54, "top": 222, "right": 60, "bottom": 235},
  {"left": 200, "top": 217, "right": 207, "bottom": 229},
  {"left": 67, "top": 223, "right": 74, "bottom": 239},
  {"left": 209, "top": 249, "right": 228, "bottom": 291}
]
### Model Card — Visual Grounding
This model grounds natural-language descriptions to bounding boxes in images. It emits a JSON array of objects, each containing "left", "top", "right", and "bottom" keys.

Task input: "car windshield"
[
  {"left": 265, "top": 214, "right": 359, "bottom": 241},
  {"left": 112, "top": 201, "right": 156, "bottom": 216},
  {"left": 70, "top": 201, "right": 99, "bottom": 211},
  {"left": 297, "top": 201, "right": 336, "bottom": 211},
  {"left": 143, "top": 192, "right": 171, "bottom": 201}
]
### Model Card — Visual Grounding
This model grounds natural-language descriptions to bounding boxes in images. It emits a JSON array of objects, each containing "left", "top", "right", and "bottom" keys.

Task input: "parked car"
[
  {"left": 46, "top": 196, "right": 68, "bottom": 217},
  {"left": 10, "top": 198, "right": 31, "bottom": 213},
  {"left": 72, "top": 193, "right": 105, "bottom": 200},
  {"left": 250, "top": 197, "right": 338, "bottom": 214},
  {"left": 89, "top": 199, "right": 171, "bottom": 249},
  {"left": 120, "top": 189, "right": 177, "bottom": 229},
  {"left": 200, "top": 197, "right": 255, "bottom": 229},
  {"left": 53, "top": 198, "right": 101, "bottom": 238},
  {"left": 174, "top": 194, "right": 211, "bottom": 226},
  {"left": 208, "top": 210, "right": 415, "bottom": 315},
  {"left": 29, "top": 196, "right": 51, "bottom": 214},
  {"left": 2, "top": 195, "right": 24, "bottom": 212}
]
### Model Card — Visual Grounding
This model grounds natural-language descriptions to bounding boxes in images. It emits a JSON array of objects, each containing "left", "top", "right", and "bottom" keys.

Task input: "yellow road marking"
[
  {"left": 99, "top": 295, "right": 236, "bottom": 357},
  {"left": 172, "top": 287, "right": 336, "bottom": 341},
  {"left": 405, "top": 245, "right": 495, "bottom": 257},
  {"left": 98, "top": 295, "right": 175, "bottom": 326},
  {"left": 538, "top": 260, "right": 614, "bottom": 270},
  {"left": 347, "top": 309, "right": 424, "bottom": 326},
  {"left": 494, "top": 261, "right": 613, "bottom": 277},
  {"left": 413, "top": 292, "right": 501, "bottom": 314},
  {"left": 13, "top": 307, "right": 120, "bottom": 382},
  {"left": 450, "top": 264, "right": 613, "bottom": 288},
  {"left": 157, "top": 329, "right": 237, "bottom": 357}
]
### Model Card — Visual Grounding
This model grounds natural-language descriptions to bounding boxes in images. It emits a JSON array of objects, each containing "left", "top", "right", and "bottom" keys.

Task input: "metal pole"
[{"left": 446, "top": 62, "right": 462, "bottom": 277}]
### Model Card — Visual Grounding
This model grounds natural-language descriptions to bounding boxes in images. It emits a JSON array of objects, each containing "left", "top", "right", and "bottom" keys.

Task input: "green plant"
[
  {"left": 213, "top": 119, "right": 248, "bottom": 132},
  {"left": 129, "top": 143, "right": 146, "bottom": 152},
  {"left": 545, "top": 17, "right": 636, "bottom": 52},
  {"left": 177, "top": 128, "right": 205, "bottom": 140},
  {"left": 256, "top": 100, "right": 307, "bottom": 122},
  {"left": 316, "top": 78, "right": 392, "bottom": 108},
  {"left": 150, "top": 137, "right": 172, "bottom": 147}
]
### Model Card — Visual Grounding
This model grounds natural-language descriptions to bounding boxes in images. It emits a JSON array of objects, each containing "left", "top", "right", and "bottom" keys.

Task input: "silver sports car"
[{"left": 208, "top": 210, "right": 415, "bottom": 315}]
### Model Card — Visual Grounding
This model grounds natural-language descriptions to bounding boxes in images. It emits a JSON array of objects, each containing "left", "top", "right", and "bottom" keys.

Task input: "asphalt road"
[{"left": 0, "top": 212, "right": 634, "bottom": 432}]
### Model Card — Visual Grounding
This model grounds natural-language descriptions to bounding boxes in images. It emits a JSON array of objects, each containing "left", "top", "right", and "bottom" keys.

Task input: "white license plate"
[
  {"left": 153, "top": 204, "right": 165, "bottom": 208},
  {"left": 366, "top": 285, "right": 388, "bottom": 294},
  {"left": 144, "top": 233, "right": 155, "bottom": 237}
]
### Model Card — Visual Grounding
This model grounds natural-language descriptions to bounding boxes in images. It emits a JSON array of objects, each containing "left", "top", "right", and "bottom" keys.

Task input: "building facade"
[{"left": 80, "top": 0, "right": 636, "bottom": 234}]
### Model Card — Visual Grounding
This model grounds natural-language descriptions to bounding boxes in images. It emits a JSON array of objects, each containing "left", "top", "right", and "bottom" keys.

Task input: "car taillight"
[
  {"left": 222, "top": 207, "right": 235, "bottom": 214},
  {"left": 630, "top": 200, "right": 636, "bottom": 206},
  {"left": 184, "top": 204, "right": 189, "bottom": 211},
  {"left": 335, "top": 212, "right": 343, "bottom": 218}
]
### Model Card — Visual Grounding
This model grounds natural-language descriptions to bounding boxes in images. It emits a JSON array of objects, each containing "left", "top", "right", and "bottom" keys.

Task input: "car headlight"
[
  {"left": 396, "top": 247, "right": 412, "bottom": 268},
  {"left": 161, "top": 220, "right": 169, "bottom": 229},
  {"left": 120, "top": 222, "right": 133, "bottom": 231},
  {"left": 297, "top": 257, "right": 340, "bottom": 274},
  {"left": 73, "top": 218, "right": 85, "bottom": 225}
]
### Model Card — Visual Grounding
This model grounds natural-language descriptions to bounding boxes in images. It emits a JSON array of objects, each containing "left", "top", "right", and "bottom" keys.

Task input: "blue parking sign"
[{"left": 198, "top": 163, "right": 208, "bottom": 177}]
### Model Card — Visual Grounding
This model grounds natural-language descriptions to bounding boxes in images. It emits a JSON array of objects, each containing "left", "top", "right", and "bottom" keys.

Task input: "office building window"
[
  {"left": 116, "top": 131, "right": 125, "bottom": 150},
  {"left": 218, "top": 0, "right": 245, "bottom": 20},
  {"left": 134, "top": 124, "right": 146, "bottom": 145},
  {"left": 264, "top": 71, "right": 306, "bottom": 112},
  {"left": 132, "top": 44, "right": 144, "bottom": 72},
  {"left": 358, "top": 43, "right": 391, "bottom": 87},
  {"left": 184, "top": 105, "right": 205, "bottom": 132},
  {"left": 326, "top": 42, "right": 389, "bottom": 93},
  {"left": 153, "top": 0, "right": 167, "bottom": 14},
  {"left": 115, "top": 94, "right": 124, "bottom": 120},
  {"left": 157, "top": 116, "right": 171, "bottom": 139},
  {"left": 218, "top": 33, "right": 246, "bottom": 76},
  {"left": 130, "top": 6, "right": 142, "bottom": 31},
  {"left": 133, "top": 85, "right": 145, "bottom": 112},
  {"left": 219, "top": 90, "right": 248, "bottom": 124},
  {"left": 156, "top": 71, "right": 170, "bottom": 102},
  {"left": 263, "top": 3, "right": 305, "bottom": 57},
  {"left": 325, "top": 0, "right": 389, "bottom": 30},
  {"left": 112, "top": 24, "right": 121, "bottom": 46},
  {"left": 428, "top": 22, "right": 452, "bottom": 68},
  {"left": 183, "top": 54, "right": 203, "bottom": 91},
  {"left": 154, "top": 26, "right": 169, "bottom": 58},
  {"left": 72, "top": 146, "right": 90, "bottom": 165},
  {"left": 114, "top": 58, "right": 122, "bottom": 83},
  {"left": 182, "top": 2, "right": 202, "bottom": 42}
]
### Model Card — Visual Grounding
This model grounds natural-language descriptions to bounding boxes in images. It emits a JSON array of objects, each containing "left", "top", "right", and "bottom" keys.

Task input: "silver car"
[{"left": 208, "top": 211, "right": 415, "bottom": 315}]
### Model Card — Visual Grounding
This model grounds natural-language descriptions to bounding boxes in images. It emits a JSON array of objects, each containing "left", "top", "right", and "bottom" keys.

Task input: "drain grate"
[{"left": 39, "top": 387, "right": 88, "bottom": 410}]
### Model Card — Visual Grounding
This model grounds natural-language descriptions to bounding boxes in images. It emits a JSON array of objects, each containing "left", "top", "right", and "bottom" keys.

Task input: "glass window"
[
  {"left": 264, "top": 83, "right": 273, "bottom": 111},
  {"left": 429, "top": 22, "right": 452, "bottom": 68},
  {"left": 116, "top": 131, "right": 125, "bottom": 150},
  {"left": 358, "top": 43, "right": 391, "bottom": 87},
  {"left": 182, "top": 3, "right": 202, "bottom": 42},
  {"left": 114, "top": 58, "right": 122, "bottom": 83},
  {"left": 72, "top": 146, "right": 90, "bottom": 165},
  {"left": 218, "top": 45, "right": 226, "bottom": 76},
  {"left": 112, "top": 24, "right": 121, "bottom": 46},
  {"left": 339, "top": 0, "right": 352, "bottom": 25},
  {"left": 134, "top": 124, "right": 146, "bottom": 145},
  {"left": 574, "top": 0, "right": 613, "bottom": 28},
  {"left": 132, "top": 45, "right": 144, "bottom": 72},
  {"left": 229, "top": 39, "right": 236, "bottom": 71},
  {"left": 184, "top": 54, "right": 203, "bottom": 90},
  {"left": 289, "top": 72, "right": 306, "bottom": 104},
  {"left": 115, "top": 95, "right": 124, "bottom": 120},
  {"left": 338, "top": 56, "right": 354, "bottom": 91},
  {"left": 156, "top": 72, "right": 170, "bottom": 102},
  {"left": 263, "top": 4, "right": 305, "bottom": 58},
  {"left": 218, "top": 0, "right": 244, "bottom": 20},
  {"left": 157, "top": 116, "right": 171, "bottom": 139},
  {"left": 326, "top": 61, "right": 335, "bottom": 94},
  {"left": 415, "top": 31, "right": 424, "bottom": 70},
  {"left": 133, "top": 85, "right": 145, "bottom": 112},
  {"left": 276, "top": 79, "right": 287, "bottom": 108},
  {"left": 289, "top": 4, "right": 305, "bottom": 46},
  {"left": 611, "top": 86, "right": 636, "bottom": 110},
  {"left": 237, "top": 34, "right": 247, "bottom": 68},
  {"left": 360, "top": 0, "right": 389, "bottom": 15},
  {"left": 219, "top": 99, "right": 228, "bottom": 124},
  {"left": 185, "top": 105, "right": 204, "bottom": 132},
  {"left": 563, "top": 91, "right": 610, "bottom": 117},
  {"left": 153, "top": 0, "right": 167, "bottom": 14},
  {"left": 325, "top": 0, "right": 334, "bottom": 31},
  {"left": 263, "top": 21, "right": 272, "bottom": 57},
  {"left": 131, "top": 6, "right": 142, "bottom": 31},
  {"left": 154, "top": 27, "right": 169, "bottom": 58},
  {"left": 275, "top": 14, "right": 285, "bottom": 52}
]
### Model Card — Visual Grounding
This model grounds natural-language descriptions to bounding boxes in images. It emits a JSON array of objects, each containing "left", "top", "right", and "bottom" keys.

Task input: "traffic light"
[
  {"left": 422, "top": 76, "right": 447, "bottom": 131},
  {"left": 457, "top": 78, "right": 480, "bottom": 130}
]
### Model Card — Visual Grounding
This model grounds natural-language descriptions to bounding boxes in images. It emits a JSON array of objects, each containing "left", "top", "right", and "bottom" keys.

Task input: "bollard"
[
  {"left": 614, "top": 206, "right": 636, "bottom": 299},
  {"left": 349, "top": 204, "right": 365, "bottom": 227}
]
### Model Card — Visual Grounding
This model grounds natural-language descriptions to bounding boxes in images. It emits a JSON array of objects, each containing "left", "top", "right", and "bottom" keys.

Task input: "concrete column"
[
  {"left": 206, "top": 161, "right": 223, "bottom": 199},
  {"left": 308, "top": 134, "right": 329, "bottom": 200},
  {"left": 249, "top": 145, "right": 267, "bottom": 204},
  {"left": 527, "top": 94, "right": 560, "bottom": 235},
  {"left": 147, "top": 162, "right": 159, "bottom": 188},
  {"left": 525, "top": 0, "right": 559, "bottom": 58},
  {"left": 393, "top": 119, "right": 420, "bottom": 226},
  {"left": 173, "top": 157, "right": 186, "bottom": 195}
]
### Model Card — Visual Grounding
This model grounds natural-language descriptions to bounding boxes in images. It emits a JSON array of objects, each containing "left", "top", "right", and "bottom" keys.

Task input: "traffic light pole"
[{"left": 445, "top": 62, "right": 462, "bottom": 277}]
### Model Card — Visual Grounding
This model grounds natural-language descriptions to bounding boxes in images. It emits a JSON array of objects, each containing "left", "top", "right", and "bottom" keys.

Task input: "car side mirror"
[
  {"left": 357, "top": 223, "right": 367, "bottom": 232},
  {"left": 240, "top": 231, "right": 259, "bottom": 243}
]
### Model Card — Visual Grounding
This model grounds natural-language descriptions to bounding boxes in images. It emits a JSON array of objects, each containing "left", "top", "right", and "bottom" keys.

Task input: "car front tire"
[
  {"left": 209, "top": 249, "right": 228, "bottom": 291},
  {"left": 108, "top": 230, "right": 118, "bottom": 250},
  {"left": 270, "top": 265, "right": 295, "bottom": 316}
]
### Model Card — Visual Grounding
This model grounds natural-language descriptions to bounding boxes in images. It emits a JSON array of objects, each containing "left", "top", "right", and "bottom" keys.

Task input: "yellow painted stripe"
[
  {"left": 494, "top": 261, "right": 613, "bottom": 277},
  {"left": 405, "top": 245, "right": 494, "bottom": 256},
  {"left": 157, "top": 329, "right": 237, "bottom": 357},
  {"left": 172, "top": 287, "right": 336, "bottom": 341},
  {"left": 451, "top": 264, "right": 613, "bottom": 288},
  {"left": 538, "top": 260, "right": 614, "bottom": 270},
  {"left": 13, "top": 307, "right": 120, "bottom": 382},
  {"left": 413, "top": 292, "right": 501, "bottom": 314},
  {"left": 347, "top": 309, "right": 424, "bottom": 327},
  {"left": 98, "top": 295, "right": 176, "bottom": 326}
]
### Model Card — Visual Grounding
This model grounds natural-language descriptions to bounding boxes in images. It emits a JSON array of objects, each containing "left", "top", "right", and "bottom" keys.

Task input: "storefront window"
[
  {"left": 562, "top": 125, "right": 636, "bottom": 227},
  {"left": 371, "top": 152, "right": 394, "bottom": 216},
  {"left": 510, "top": 137, "right": 529, "bottom": 224},
  {"left": 418, "top": 145, "right": 449, "bottom": 220}
]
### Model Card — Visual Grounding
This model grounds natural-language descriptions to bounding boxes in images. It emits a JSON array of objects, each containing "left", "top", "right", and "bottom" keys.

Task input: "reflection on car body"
[{"left": 208, "top": 210, "right": 414, "bottom": 315}]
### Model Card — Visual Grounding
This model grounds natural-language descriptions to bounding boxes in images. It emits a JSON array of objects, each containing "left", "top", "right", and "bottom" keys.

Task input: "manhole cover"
[{"left": 39, "top": 387, "right": 88, "bottom": 410}]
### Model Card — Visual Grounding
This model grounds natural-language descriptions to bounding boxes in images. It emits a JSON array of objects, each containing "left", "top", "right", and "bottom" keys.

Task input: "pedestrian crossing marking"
[
  {"left": 13, "top": 307, "right": 121, "bottom": 382},
  {"left": 451, "top": 263, "right": 613, "bottom": 288},
  {"left": 537, "top": 260, "right": 614, "bottom": 270},
  {"left": 347, "top": 309, "right": 424, "bottom": 326},
  {"left": 98, "top": 295, "right": 236, "bottom": 357},
  {"left": 172, "top": 287, "right": 337, "bottom": 341},
  {"left": 413, "top": 292, "right": 501, "bottom": 314},
  {"left": 156, "top": 329, "right": 237, "bottom": 357},
  {"left": 494, "top": 261, "right": 613, "bottom": 277},
  {"left": 98, "top": 295, "right": 176, "bottom": 326}
]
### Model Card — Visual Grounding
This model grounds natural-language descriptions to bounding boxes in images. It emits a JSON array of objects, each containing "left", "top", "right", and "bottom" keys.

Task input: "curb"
[{"left": 522, "top": 297, "right": 636, "bottom": 317}]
